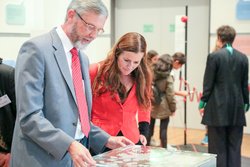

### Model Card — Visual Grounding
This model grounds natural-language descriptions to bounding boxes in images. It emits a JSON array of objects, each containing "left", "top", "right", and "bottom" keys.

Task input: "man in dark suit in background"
[
  {"left": 199, "top": 25, "right": 249, "bottom": 167},
  {"left": 0, "top": 57, "right": 16, "bottom": 167}
]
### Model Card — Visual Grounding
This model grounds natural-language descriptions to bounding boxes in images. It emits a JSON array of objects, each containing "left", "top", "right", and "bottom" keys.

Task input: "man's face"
[{"left": 71, "top": 11, "right": 107, "bottom": 49}]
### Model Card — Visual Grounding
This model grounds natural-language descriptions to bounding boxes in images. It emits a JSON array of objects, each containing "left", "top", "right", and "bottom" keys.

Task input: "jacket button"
[{"left": 72, "top": 122, "right": 77, "bottom": 126}]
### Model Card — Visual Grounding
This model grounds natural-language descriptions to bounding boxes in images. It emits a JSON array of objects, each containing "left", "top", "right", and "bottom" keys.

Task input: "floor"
[{"left": 151, "top": 127, "right": 250, "bottom": 158}]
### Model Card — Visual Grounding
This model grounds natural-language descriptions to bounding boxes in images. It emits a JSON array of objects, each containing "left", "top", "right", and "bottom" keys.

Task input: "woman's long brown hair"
[{"left": 92, "top": 32, "right": 152, "bottom": 110}]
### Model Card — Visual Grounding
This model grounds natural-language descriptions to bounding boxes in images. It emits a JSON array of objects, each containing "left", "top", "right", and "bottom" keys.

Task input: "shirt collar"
[{"left": 56, "top": 25, "right": 74, "bottom": 53}]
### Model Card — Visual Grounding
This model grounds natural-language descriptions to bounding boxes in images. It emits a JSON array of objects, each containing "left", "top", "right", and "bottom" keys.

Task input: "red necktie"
[{"left": 70, "top": 47, "right": 90, "bottom": 137}]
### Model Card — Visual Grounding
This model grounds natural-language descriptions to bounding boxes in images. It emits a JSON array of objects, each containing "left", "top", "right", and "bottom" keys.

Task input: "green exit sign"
[
  {"left": 143, "top": 24, "right": 154, "bottom": 33},
  {"left": 169, "top": 24, "right": 175, "bottom": 32},
  {"left": 6, "top": 4, "right": 26, "bottom": 25}
]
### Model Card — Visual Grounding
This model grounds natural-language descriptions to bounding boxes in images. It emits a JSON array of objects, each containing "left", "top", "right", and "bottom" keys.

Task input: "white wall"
[
  {"left": 0, "top": 0, "right": 68, "bottom": 60},
  {"left": 210, "top": 0, "right": 250, "bottom": 33},
  {"left": 0, "top": 0, "right": 111, "bottom": 63},
  {"left": 0, "top": 0, "right": 37, "bottom": 60}
]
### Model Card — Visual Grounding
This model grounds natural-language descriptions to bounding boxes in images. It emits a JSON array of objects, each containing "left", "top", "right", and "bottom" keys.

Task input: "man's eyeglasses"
[{"left": 75, "top": 11, "right": 104, "bottom": 35}]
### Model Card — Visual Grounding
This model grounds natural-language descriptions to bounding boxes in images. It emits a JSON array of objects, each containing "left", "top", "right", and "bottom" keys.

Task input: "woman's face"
[
  {"left": 117, "top": 51, "right": 144, "bottom": 76},
  {"left": 151, "top": 55, "right": 159, "bottom": 65}
]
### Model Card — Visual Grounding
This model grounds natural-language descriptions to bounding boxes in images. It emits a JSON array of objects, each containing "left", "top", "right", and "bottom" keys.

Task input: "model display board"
[{"left": 93, "top": 145, "right": 216, "bottom": 167}]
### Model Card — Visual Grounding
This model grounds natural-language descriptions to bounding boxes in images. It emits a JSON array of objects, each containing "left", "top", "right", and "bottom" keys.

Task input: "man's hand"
[
  {"left": 139, "top": 135, "right": 147, "bottom": 146},
  {"left": 198, "top": 100, "right": 206, "bottom": 116},
  {"left": 68, "top": 141, "right": 96, "bottom": 167},
  {"left": 105, "top": 136, "right": 134, "bottom": 149},
  {"left": 199, "top": 108, "right": 204, "bottom": 117},
  {"left": 244, "top": 103, "right": 249, "bottom": 113}
]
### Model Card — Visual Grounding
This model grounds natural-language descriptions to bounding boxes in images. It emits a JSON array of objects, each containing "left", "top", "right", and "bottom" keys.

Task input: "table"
[{"left": 93, "top": 145, "right": 216, "bottom": 167}]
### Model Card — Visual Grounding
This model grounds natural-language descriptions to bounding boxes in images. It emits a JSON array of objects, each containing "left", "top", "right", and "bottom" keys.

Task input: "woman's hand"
[{"left": 139, "top": 135, "right": 147, "bottom": 146}]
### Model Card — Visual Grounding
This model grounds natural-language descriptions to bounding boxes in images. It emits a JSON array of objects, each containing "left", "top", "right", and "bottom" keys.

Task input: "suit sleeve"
[
  {"left": 201, "top": 54, "right": 217, "bottom": 102},
  {"left": 242, "top": 55, "right": 249, "bottom": 104},
  {"left": 89, "top": 123, "right": 110, "bottom": 154},
  {"left": 165, "top": 75, "right": 176, "bottom": 113},
  {"left": 15, "top": 42, "right": 74, "bottom": 160},
  {"left": 138, "top": 106, "right": 151, "bottom": 123},
  {"left": 137, "top": 96, "right": 151, "bottom": 137}
]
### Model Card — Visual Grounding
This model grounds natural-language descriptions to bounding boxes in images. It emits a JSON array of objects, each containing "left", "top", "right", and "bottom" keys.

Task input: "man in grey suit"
[
  {"left": 199, "top": 25, "right": 249, "bottom": 167},
  {"left": 10, "top": 0, "right": 133, "bottom": 167}
]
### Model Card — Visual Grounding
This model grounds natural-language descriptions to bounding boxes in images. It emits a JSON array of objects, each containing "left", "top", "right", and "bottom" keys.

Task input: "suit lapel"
[{"left": 50, "top": 30, "right": 77, "bottom": 103}]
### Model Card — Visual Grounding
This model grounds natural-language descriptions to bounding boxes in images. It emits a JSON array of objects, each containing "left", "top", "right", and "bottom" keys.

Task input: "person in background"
[
  {"left": 147, "top": 52, "right": 186, "bottom": 147},
  {"left": 89, "top": 32, "right": 152, "bottom": 151},
  {"left": 148, "top": 54, "right": 176, "bottom": 149},
  {"left": 0, "top": 58, "right": 16, "bottom": 167},
  {"left": 201, "top": 39, "right": 222, "bottom": 145},
  {"left": 145, "top": 50, "right": 159, "bottom": 146},
  {"left": 199, "top": 25, "right": 249, "bottom": 167},
  {"left": 171, "top": 52, "right": 188, "bottom": 97},
  {"left": 10, "top": 1, "right": 133, "bottom": 167},
  {"left": 147, "top": 50, "right": 159, "bottom": 65}
]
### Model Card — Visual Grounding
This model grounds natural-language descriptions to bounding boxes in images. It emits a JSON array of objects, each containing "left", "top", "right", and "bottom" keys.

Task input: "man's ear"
[
  {"left": 67, "top": 9, "right": 76, "bottom": 21},
  {"left": 216, "top": 37, "right": 223, "bottom": 48}
]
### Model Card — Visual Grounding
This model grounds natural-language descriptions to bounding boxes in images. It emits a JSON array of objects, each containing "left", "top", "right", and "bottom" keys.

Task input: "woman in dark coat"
[{"left": 149, "top": 54, "right": 176, "bottom": 148}]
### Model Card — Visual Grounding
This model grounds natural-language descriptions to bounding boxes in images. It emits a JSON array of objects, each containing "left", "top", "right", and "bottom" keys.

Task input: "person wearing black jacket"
[
  {"left": 0, "top": 57, "right": 16, "bottom": 167},
  {"left": 199, "top": 25, "right": 249, "bottom": 167}
]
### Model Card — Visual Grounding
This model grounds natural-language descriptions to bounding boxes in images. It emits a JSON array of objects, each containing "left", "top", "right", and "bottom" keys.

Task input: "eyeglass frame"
[{"left": 75, "top": 11, "right": 104, "bottom": 35}]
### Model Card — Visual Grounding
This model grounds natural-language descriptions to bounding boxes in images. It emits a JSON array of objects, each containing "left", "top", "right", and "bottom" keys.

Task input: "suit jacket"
[
  {"left": 201, "top": 46, "right": 249, "bottom": 126},
  {"left": 89, "top": 63, "right": 150, "bottom": 144},
  {"left": 10, "top": 29, "right": 109, "bottom": 167},
  {"left": 0, "top": 61, "right": 16, "bottom": 153}
]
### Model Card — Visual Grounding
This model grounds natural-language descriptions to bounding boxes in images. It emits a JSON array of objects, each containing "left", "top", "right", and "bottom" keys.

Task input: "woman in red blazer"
[{"left": 90, "top": 32, "right": 152, "bottom": 151}]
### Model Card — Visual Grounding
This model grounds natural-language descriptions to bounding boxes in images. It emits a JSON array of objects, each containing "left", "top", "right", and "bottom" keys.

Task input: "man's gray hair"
[{"left": 67, "top": 0, "right": 108, "bottom": 17}]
